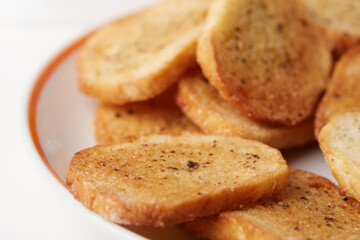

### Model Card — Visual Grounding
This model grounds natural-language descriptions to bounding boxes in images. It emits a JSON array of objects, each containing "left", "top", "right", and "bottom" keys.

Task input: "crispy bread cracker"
[
  {"left": 315, "top": 45, "right": 360, "bottom": 137},
  {"left": 302, "top": 0, "right": 360, "bottom": 56},
  {"left": 184, "top": 168, "right": 360, "bottom": 240},
  {"left": 95, "top": 89, "right": 201, "bottom": 144},
  {"left": 319, "top": 112, "right": 360, "bottom": 203},
  {"left": 77, "top": 0, "right": 212, "bottom": 104},
  {"left": 197, "top": 0, "right": 332, "bottom": 126},
  {"left": 176, "top": 73, "right": 314, "bottom": 149},
  {"left": 67, "top": 135, "right": 289, "bottom": 227}
]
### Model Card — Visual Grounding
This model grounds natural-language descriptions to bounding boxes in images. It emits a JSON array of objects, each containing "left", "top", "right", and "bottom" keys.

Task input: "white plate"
[{"left": 27, "top": 34, "right": 336, "bottom": 240}]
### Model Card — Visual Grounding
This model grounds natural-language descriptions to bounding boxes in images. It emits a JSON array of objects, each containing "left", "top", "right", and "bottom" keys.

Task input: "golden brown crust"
[
  {"left": 183, "top": 213, "right": 280, "bottom": 240},
  {"left": 183, "top": 168, "right": 360, "bottom": 240},
  {"left": 315, "top": 45, "right": 360, "bottom": 138},
  {"left": 197, "top": 0, "right": 332, "bottom": 126},
  {"left": 94, "top": 88, "right": 202, "bottom": 144},
  {"left": 302, "top": 0, "right": 360, "bottom": 56},
  {"left": 176, "top": 72, "right": 315, "bottom": 149},
  {"left": 67, "top": 135, "right": 289, "bottom": 227},
  {"left": 319, "top": 112, "right": 360, "bottom": 203},
  {"left": 77, "top": 0, "right": 212, "bottom": 104}
]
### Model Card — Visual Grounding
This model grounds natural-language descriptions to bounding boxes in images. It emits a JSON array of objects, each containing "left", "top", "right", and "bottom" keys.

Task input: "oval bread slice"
[
  {"left": 197, "top": 0, "right": 332, "bottom": 126},
  {"left": 77, "top": 0, "right": 213, "bottom": 104},
  {"left": 315, "top": 45, "right": 360, "bottom": 138},
  {"left": 67, "top": 135, "right": 289, "bottom": 227},
  {"left": 95, "top": 89, "right": 202, "bottom": 144},
  {"left": 183, "top": 168, "right": 360, "bottom": 240},
  {"left": 302, "top": 0, "right": 360, "bottom": 56},
  {"left": 319, "top": 112, "right": 360, "bottom": 203},
  {"left": 176, "top": 73, "right": 315, "bottom": 149}
]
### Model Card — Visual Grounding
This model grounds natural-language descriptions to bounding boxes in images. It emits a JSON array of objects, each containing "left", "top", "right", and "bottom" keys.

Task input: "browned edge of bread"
[
  {"left": 197, "top": 0, "right": 332, "bottom": 126},
  {"left": 315, "top": 44, "right": 360, "bottom": 138},
  {"left": 182, "top": 168, "right": 360, "bottom": 240},
  {"left": 66, "top": 135, "right": 289, "bottom": 227},
  {"left": 176, "top": 72, "right": 315, "bottom": 149}
]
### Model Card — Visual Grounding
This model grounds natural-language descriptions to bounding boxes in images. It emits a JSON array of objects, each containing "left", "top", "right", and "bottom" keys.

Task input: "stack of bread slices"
[{"left": 68, "top": 0, "right": 360, "bottom": 239}]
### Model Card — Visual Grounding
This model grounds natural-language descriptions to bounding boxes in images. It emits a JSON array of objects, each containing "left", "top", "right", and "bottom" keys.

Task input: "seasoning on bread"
[
  {"left": 183, "top": 168, "right": 360, "bottom": 240},
  {"left": 315, "top": 45, "right": 360, "bottom": 137},
  {"left": 67, "top": 135, "right": 289, "bottom": 227},
  {"left": 319, "top": 112, "right": 360, "bottom": 203},
  {"left": 176, "top": 72, "right": 314, "bottom": 149},
  {"left": 95, "top": 88, "right": 202, "bottom": 144},
  {"left": 77, "top": 0, "right": 212, "bottom": 104},
  {"left": 302, "top": 0, "right": 360, "bottom": 56},
  {"left": 197, "top": 0, "right": 332, "bottom": 126}
]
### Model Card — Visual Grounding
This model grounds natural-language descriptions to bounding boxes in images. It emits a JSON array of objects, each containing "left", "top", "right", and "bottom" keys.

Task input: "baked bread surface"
[
  {"left": 197, "top": 0, "right": 332, "bottom": 126},
  {"left": 95, "top": 88, "right": 201, "bottom": 144},
  {"left": 302, "top": 0, "right": 360, "bottom": 55},
  {"left": 176, "top": 72, "right": 314, "bottom": 149},
  {"left": 77, "top": 0, "right": 212, "bottom": 104},
  {"left": 319, "top": 112, "right": 360, "bottom": 203},
  {"left": 184, "top": 168, "right": 360, "bottom": 240},
  {"left": 315, "top": 45, "right": 360, "bottom": 137},
  {"left": 67, "top": 135, "right": 289, "bottom": 227}
]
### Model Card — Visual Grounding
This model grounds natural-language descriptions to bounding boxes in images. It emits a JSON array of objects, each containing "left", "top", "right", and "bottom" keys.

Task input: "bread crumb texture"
[
  {"left": 176, "top": 72, "right": 314, "bottom": 149},
  {"left": 319, "top": 112, "right": 360, "bottom": 203},
  {"left": 315, "top": 45, "right": 360, "bottom": 137},
  {"left": 67, "top": 135, "right": 288, "bottom": 227},
  {"left": 302, "top": 0, "right": 360, "bottom": 55},
  {"left": 184, "top": 168, "right": 360, "bottom": 240},
  {"left": 77, "top": 0, "right": 212, "bottom": 104},
  {"left": 303, "top": 0, "right": 360, "bottom": 35},
  {"left": 197, "top": 0, "right": 332, "bottom": 126},
  {"left": 95, "top": 87, "right": 202, "bottom": 144}
]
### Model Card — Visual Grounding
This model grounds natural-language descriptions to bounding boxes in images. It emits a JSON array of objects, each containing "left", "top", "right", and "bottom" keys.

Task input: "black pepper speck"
[{"left": 187, "top": 161, "right": 198, "bottom": 168}]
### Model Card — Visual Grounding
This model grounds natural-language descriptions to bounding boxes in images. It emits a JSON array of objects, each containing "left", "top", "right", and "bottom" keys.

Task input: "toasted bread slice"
[
  {"left": 319, "top": 112, "right": 360, "bottom": 203},
  {"left": 77, "top": 0, "right": 212, "bottom": 104},
  {"left": 197, "top": 0, "right": 332, "bottom": 126},
  {"left": 67, "top": 135, "right": 289, "bottom": 227},
  {"left": 95, "top": 88, "right": 202, "bottom": 144},
  {"left": 315, "top": 45, "right": 360, "bottom": 137},
  {"left": 176, "top": 73, "right": 314, "bottom": 149},
  {"left": 183, "top": 168, "right": 360, "bottom": 240},
  {"left": 302, "top": 0, "right": 360, "bottom": 56}
]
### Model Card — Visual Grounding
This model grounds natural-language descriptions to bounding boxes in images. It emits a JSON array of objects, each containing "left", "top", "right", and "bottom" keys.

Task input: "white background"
[{"left": 0, "top": 1, "right": 158, "bottom": 239}]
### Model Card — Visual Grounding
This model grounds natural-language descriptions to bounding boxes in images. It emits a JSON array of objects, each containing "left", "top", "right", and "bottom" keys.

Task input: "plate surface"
[{"left": 28, "top": 35, "right": 336, "bottom": 240}]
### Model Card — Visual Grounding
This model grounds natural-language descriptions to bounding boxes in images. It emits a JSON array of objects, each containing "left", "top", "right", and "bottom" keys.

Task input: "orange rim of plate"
[{"left": 28, "top": 34, "right": 89, "bottom": 188}]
